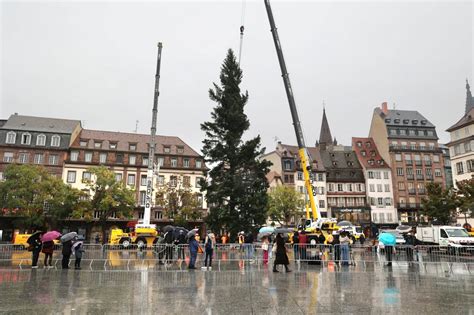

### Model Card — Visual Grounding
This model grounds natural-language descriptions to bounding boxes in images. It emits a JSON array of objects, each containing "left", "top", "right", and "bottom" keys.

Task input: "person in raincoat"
[
  {"left": 42, "top": 240, "right": 55, "bottom": 268},
  {"left": 62, "top": 239, "right": 74, "bottom": 269},
  {"left": 73, "top": 242, "right": 85, "bottom": 270},
  {"left": 28, "top": 231, "right": 43, "bottom": 269},
  {"left": 188, "top": 235, "right": 198, "bottom": 270},
  {"left": 273, "top": 233, "right": 291, "bottom": 273}
]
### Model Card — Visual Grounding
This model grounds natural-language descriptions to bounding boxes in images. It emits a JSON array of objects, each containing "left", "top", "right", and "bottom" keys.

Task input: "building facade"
[
  {"left": 446, "top": 80, "right": 474, "bottom": 225},
  {"left": 0, "top": 114, "right": 206, "bottom": 241},
  {"left": 370, "top": 103, "right": 445, "bottom": 224},
  {"left": 352, "top": 137, "right": 397, "bottom": 227}
]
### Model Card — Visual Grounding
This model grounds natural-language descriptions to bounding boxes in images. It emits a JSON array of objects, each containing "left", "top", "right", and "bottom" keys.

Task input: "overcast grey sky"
[{"left": 1, "top": 0, "right": 473, "bottom": 154}]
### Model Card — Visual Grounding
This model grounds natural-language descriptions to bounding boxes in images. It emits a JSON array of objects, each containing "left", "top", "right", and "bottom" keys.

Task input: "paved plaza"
[{"left": 1, "top": 265, "right": 473, "bottom": 314}]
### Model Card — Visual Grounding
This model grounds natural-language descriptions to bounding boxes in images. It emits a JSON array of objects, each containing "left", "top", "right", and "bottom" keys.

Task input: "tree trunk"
[{"left": 100, "top": 219, "right": 107, "bottom": 245}]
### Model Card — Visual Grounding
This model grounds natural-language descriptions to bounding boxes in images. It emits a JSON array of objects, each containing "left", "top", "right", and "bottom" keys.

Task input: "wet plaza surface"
[{"left": 1, "top": 266, "right": 473, "bottom": 314}]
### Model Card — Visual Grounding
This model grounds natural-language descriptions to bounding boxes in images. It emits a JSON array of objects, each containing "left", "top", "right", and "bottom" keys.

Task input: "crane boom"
[
  {"left": 264, "top": 0, "right": 320, "bottom": 221},
  {"left": 142, "top": 42, "right": 162, "bottom": 227}
]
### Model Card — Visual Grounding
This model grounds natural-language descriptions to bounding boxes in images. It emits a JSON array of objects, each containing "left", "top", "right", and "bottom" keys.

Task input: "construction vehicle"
[
  {"left": 109, "top": 224, "right": 159, "bottom": 248},
  {"left": 13, "top": 234, "right": 60, "bottom": 249},
  {"left": 264, "top": 0, "right": 340, "bottom": 244},
  {"left": 109, "top": 43, "right": 163, "bottom": 247}
]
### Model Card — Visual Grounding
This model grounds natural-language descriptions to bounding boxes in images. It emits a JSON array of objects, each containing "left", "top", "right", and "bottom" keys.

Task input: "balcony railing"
[
  {"left": 405, "top": 160, "right": 413, "bottom": 165},
  {"left": 397, "top": 203, "right": 422, "bottom": 209},
  {"left": 424, "top": 161, "right": 432, "bottom": 166},
  {"left": 408, "top": 189, "right": 416, "bottom": 195},
  {"left": 426, "top": 174, "right": 433, "bottom": 180},
  {"left": 418, "top": 188, "right": 426, "bottom": 195},
  {"left": 416, "top": 175, "right": 424, "bottom": 180},
  {"left": 406, "top": 174, "right": 414, "bottom": 180},
  {"left": 415, "top": 161, "right": 422, "bottom": 166}
]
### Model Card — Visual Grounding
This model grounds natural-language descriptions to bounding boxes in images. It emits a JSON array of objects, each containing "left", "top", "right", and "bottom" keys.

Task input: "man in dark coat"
[
  {"left": 28, "top": 231, "right": 43, "bottom": 269},
  {"left": 273, "top": 233, "right": 291, "bottom": 272},
  {"left": 62, "top": 239, "right": 73, "bottom": 269},
  {"left": 188, "top": 235, "right": 199, "bottom": 270}
]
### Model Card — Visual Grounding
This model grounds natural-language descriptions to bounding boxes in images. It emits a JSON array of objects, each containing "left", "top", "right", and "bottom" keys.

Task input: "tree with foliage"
[
  {"left": 454, "top": 178, "right": 474, "bottom": 224},
  {"left": 0, "top": 164, "right": 87, "bottom": 229},
  {"left": 267, "top": 186, "right": 304, "bottom": 226},
  {"left": 155, "top": 178, "right": 201, "bottom": 228},
  {"left": 200, "top": 49, "right": 272, "bottom": 238},
  {"left": 79, "top": 166, "right": 136, "bottom": 243},
  {"left": 421, "top": 183, "right": 459, "bottom": 224}
]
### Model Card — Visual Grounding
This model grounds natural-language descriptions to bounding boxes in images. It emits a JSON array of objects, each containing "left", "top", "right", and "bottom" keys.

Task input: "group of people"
[
  {"left": 187, "top": 231, "right": 216, "bottom": 270},
  {"left": 27, "top": 230, "right": 85, "bottom": 270}
]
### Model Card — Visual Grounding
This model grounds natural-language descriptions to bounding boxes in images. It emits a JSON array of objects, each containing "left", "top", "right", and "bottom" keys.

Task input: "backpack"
[{"left": 205, "top": 236, "right": 213, "bottom": 250}]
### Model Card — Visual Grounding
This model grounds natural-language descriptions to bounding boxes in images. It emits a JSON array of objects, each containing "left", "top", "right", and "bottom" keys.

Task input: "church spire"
[
  {"left": 318, "top": 107, "right": 333, "bottom": 146},
  {"left": 466, "top": 79, "right": 474, "bottom": 114}
]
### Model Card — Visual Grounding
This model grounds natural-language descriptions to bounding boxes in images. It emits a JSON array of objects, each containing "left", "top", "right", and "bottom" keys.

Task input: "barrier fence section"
[{"left": 0, "top": 243, "right": 473, "bottom": 270}]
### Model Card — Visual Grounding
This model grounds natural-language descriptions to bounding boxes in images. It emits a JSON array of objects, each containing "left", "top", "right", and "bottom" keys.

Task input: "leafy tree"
[
  {"left": 454, "top": 178, "right": 474, "bottom": 224},
  {"left": 155, "top": 177, "right": 201, "bottom": 228},
  {"left": 421, "top": 183, "right": 458, "bottom": 224},
  {"left": 200, "top": 49, "right": 272, "bottom": 239},
  {"left": 267, "top": 186, "right": 304, "bottom": 226},
  {"left": 0, "top": 164, "right": 86, "bottom": 229},
  {"left": 80, "top": 166, "right": 136, "bottom": 243}
]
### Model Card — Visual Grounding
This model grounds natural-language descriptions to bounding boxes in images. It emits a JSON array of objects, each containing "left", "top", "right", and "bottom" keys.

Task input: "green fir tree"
[{"left": 201, "top": 49, "right": 271, "bottom": 239}]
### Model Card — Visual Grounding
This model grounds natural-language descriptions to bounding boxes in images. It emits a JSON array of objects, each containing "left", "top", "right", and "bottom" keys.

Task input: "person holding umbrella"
[
  {"left": 72, "top": 238, "right": 85, "bottom": 270},
  {"left": 60, "top": 232, "right": 77, "bottom": 269},
  {"left": 378, "top": 232, "right": 397, "bottom": 266},
  {"left": 41, "top": 231, "right": 61, "bottom": 268},
  {"left": 27, "top": 230, "right": 44, "bottom": 269}
]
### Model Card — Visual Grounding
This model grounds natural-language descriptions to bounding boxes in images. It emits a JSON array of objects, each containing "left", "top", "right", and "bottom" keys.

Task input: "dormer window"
[
  {"left": 129, "top": 143, "right": 137, "bottom": 151},
  {"left": 51, "top": 135, "right": 60, "bottom": 147},
  {"left": 80, "top": 140, "right": 88, "bottom": 147},
  {"left": 361, "top": 150, "right": 366, "bottom": 156},
  {"left": 371, "top": 151, "right": 376, "bottom": 157},
  {"left": 36, "top": 134, "right": 46, "bottom": 146},
  {"left": 6, "top": 131, "right": 16, "bottom": 144},
  {"left": 366, "top": 142, "right": 371, "bottom": 148},
  {"left": 164, "top": 146, "right": 171, "bottom": 153},
  {"left": 412, "top": 120, "right": 418, "bottom": 125},
  {"left": 385, "top": 119, "right": 391, "bottom": 123},
  {"left": 421, "top": 120, "right": 427, "bottom": 125},
  {"left": 347, "top": 161, "right": 353, "bottom": 167},
  {"left": 177, "top": 146, "right": 184, "bottom": 154},
  {"left": 403, "top": 119, "right": 409, "bottom": 124},
  {"left": 110, "top": 142, "right": 117, "bottom": 149},
  {"left": 21, "top": 133, "right": 31, "bottom": 145},
  {"left": 332, "top": 161, "right": 338, "bottom": 166},
  {"left": 357, "top": 141, "right": 362, "bottom": 147},
  {"left": 94, "top": 141, "right": 102, "bottom": 149},
  {"left": 394, "top": 119, "right": 400, "bottom": 124},
  {"left": 368, "top": 159, "right": 375, "bottom": 165}
]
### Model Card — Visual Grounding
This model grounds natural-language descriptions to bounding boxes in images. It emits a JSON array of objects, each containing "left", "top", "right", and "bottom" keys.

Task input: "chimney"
[{"left": 381, "top": 102, "right": 388, "bottom": 114}]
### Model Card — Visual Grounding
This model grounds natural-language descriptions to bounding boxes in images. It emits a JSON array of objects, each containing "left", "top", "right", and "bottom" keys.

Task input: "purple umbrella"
[
  {"left": 72, "top": 240, "right": 83, "bottom": 251},
  {"left": 41, "top": 231, "right": 61, "bottom": 242}
]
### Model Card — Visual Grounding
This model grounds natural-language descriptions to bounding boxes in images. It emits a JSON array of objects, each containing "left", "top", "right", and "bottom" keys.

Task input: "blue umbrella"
[
  {"left": 378, "top": 233, "right": 396, "bottom": 246},
  {"left": 259, "top": 226, "right": 275, "bottom": 234}
]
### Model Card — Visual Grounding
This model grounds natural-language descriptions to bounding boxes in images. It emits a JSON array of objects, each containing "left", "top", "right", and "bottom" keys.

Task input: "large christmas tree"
[{"left": 201, "top": 49, "right": 271, "bottom": 239}]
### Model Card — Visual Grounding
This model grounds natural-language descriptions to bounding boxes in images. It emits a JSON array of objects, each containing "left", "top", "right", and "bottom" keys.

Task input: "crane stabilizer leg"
[{"left": 264, "top": 0, "right": 319, "bottom": 223}]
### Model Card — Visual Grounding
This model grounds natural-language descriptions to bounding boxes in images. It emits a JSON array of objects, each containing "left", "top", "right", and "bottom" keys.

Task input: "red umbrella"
[{"left": 41, "top": 231, "right": 61, "bottom": 242}]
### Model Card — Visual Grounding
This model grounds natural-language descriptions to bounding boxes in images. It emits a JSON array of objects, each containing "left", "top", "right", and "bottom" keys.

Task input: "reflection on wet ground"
[{"left": 0, "top": 267, "right": 472, "bottom": 314}]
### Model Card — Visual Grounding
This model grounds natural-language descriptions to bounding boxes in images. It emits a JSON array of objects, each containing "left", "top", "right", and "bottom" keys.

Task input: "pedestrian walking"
[
  {"left": 188, "top": 235, "right": 198, "bottom": 270},
  {"left": 177, "top": 230, "right": 186, "bottom": 259},
  {"left": 262, "top": 236, "right": 270, "bottom": 265},
  {"left": 62, "top": 239, "right": 74, "bottom": 269},
  {"left": 28, "top": 231, "right": 43, "bottom": 269},
  {"left": 95, "top": 234, "right": 100, "bottom": 244},
  {"left": 221, "top": 233, "right": 228, "bottom": 244},
  {"left": 42, "top": 241, "right": 55, "bottom": 268},
  {"left": 203, "top": 232, "right": 216, "bottom": 270},
  {"left": 73, "top": 241, "right": 85, "bottom": 270},
  {"left": 299, "top": 230, "right": 308, "bottom": 260},
  {"left": 403, "top": 231, "right": 417, "bottom": 262},
  {"left": 273, "top": 233, "right": 291, "bottom": 273},
  {"left": 238, "top": 232, "right": 245, "bottom": 252},
  {"left": 292, "top": 230, "right": 300, "bottom": 261},
  {"left": 339, "top": 231, "right": 351, "bottom": 266},
  {"left": 331, "top": 231, "right": 341, "bottom": 264}
]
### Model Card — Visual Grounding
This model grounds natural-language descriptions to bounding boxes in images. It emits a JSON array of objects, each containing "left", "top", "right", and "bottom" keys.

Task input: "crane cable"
[{"left": 238, "top": 0, "right": 246, "bottom": 66}]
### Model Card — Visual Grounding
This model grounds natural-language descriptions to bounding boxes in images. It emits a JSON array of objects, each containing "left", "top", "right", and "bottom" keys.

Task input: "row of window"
[
  {"left": 367, "top": 170, "right": 390, "bottom": 179},
  {"left": 70, "top": 151, "right": 202, "bottom": 168},
  {"left": 92, "top": 210, "right": 203, "bottom": 220},
  {"left": 394, "top": 153, "right": 440, "bottom": 163},
  {"left": 398, "top": 182, "right": 426, "bottom": 191},
  {"left": 296, "top": 172, "right": 325, "bottom": 182},
  {"left": 452, "top": 140, "right": 474, "bottom": 157},
  {"left": 455, "top": 160, "right": 474, "bottom": 175},
  {"left": 388, "top": 128, "right": 435, "bottom": 137},
  {"left": 79, "top": 139, "right": 186, "bottom": 154},
  {"left": 390, "top": 140, "right": 437, "bottom": 151},
  {"left": 372, "top": 212, "right": 394, "bottom": 223},
  {"left": 368, "top": 197, "right": 393, "bottom": 207},
  {"left": 297, "top": 186, "right": 325, "bottom": 195},
  {"left": 396, "top": 167, "right": 442, "bottom": 178},
  {"left": 2, "top": 152, "right": 59, "bottom": 165},
  {"left": 327, "top": 183, "right": 365, "bottom": 193},
  {"left": 327, "top": 197, "right": 366, "bottom": 207},
  {"left": 5, "top": 132, "right": 61, "bottom": 147},
  {"left": 66, "top": 170, "right": 204, "bottom": 188},
  {"left": 368, "top": 184, "right": 391, "bottom": 193}
]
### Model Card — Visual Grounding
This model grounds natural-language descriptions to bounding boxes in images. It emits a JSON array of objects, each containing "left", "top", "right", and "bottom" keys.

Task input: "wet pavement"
[{"left": 0, "top": 267, "right": 473, "bottom": 314}]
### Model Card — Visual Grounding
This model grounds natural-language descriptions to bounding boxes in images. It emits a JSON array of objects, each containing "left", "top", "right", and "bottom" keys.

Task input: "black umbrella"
[
  {"left": 163, "top": 225, "right": 174, "bottom": 233},
  {"left": 172, "top": 227, "right": 188, "bottom": 239},
  {"left": 27, "top": 231, "right": 42, "bottom": 244}
]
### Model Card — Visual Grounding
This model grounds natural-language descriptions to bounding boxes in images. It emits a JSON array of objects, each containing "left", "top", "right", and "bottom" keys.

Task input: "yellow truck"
[
  {"left": 109, "top": 226, "right": 159, "bottom": 248},
  {"left": 13, "top": 234, "right": 60, "bottom": 249}
]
